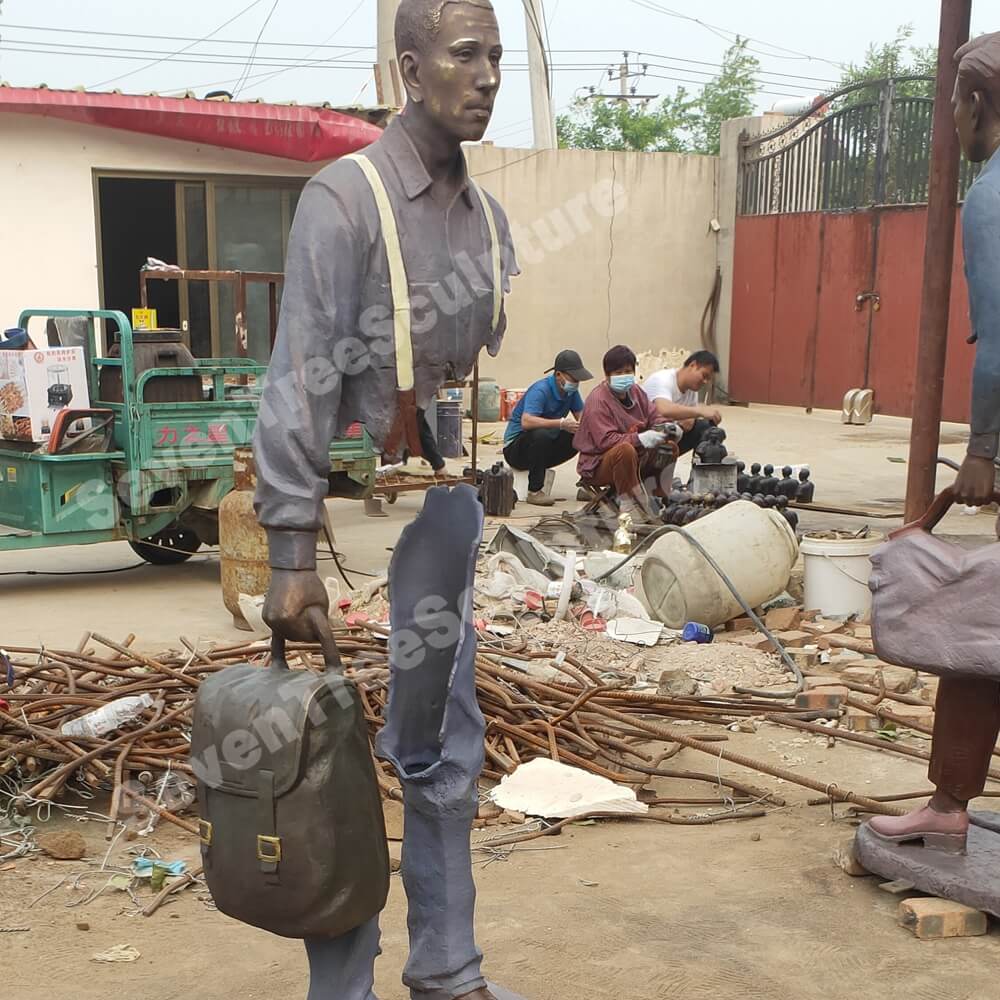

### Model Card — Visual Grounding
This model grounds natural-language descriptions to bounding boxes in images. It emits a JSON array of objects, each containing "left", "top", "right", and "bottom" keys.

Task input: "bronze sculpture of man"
[
  {"left": 868, "top": 31, "right": 1000, "bottom": 855},
  {"left": 252, "top": 2, "right": 522, "bottom": 998}
]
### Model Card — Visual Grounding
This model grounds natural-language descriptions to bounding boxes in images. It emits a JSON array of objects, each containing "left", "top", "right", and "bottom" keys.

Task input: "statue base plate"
[{"left": 855, "top": 812, "right": 1000, "bottom": 917}]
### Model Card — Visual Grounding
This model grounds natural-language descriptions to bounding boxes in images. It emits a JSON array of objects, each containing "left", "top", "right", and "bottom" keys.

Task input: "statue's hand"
[{"left": 263, "top": 569, "right": 330, "bottom": 642}]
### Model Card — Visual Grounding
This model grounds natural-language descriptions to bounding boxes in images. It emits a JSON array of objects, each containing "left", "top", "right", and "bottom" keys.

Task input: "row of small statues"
[
  {"left": 660, "top": 488, "right": 800, "bottom": 530},
  {"left": 736, "top": 462, "right": 815, "bottom": 503}
]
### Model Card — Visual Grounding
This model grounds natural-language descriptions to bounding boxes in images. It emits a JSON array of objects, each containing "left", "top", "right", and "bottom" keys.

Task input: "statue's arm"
[{"left": 253, "top": 178, "right": 364, "bottom": 570}]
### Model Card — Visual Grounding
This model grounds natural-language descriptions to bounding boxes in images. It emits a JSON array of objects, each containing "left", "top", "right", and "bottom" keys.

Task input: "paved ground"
[{"left": 3, "top": 404, "right": 999, "bottom": 1000}]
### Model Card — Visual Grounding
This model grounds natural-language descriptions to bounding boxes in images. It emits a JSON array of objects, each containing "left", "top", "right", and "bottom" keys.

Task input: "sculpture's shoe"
[
  {"left": 456, "top": 987, "right": 529, "bottom": 1000},
  {"left": 868, "top": 804, "right": 969, "bottom": 855}
]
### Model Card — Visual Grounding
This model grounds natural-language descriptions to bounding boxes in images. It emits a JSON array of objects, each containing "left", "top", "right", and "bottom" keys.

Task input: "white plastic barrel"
[
  {"left": 637, "top": 501, "right": 799, "bottom": 629},
  {"left": 800, "top": 532, "right": 884, "bottom": 619}
]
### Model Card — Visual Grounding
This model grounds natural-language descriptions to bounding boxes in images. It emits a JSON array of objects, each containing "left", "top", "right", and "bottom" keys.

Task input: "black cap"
[{"left": 546, "top": 350, "right": 593, "bottom": 382}]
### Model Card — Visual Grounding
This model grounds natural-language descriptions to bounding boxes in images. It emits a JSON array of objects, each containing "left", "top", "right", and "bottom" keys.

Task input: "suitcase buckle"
[
  {"left": 199, "top": 820, "right": 213, "bottom": 846},
  {"left": 257, "top": 835, "right": 282, "bottom": 863}
]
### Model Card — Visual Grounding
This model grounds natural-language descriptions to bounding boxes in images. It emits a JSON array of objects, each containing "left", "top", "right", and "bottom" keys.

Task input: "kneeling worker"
[
  {"left": 642, "top": 350, "right": 722, "bottom": 455},
  {"left": 503, "top": 350, "right": 593, "bottom": 506},
  {"left": 574, "top": 345, "right": 673, "bottom": 520}
]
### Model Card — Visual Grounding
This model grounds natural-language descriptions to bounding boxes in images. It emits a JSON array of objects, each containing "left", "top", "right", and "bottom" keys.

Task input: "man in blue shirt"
[{"left": 503, "top": 349, "right": 592, "bottom": 505}]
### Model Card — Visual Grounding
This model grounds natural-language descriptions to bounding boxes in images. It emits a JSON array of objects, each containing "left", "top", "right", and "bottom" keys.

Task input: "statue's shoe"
[
  {"left": 867, "top": 804, "right": 969, "bottom": 855},
  {"left": 457, "top": 987, "right": 528, "bottom": 1000}
]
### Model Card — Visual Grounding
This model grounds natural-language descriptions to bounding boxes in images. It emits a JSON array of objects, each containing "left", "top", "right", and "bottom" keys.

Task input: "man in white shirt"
[{"left": 642, "top": 350, "right": 722, "bottom": 456}]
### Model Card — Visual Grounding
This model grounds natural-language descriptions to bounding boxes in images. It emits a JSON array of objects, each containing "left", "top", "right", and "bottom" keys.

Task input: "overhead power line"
[
  {"left": 232, "top": 0, "right": 282, "bottom": 97},
  {"left": 87, "top": 0, "right": 272, "bottom": 89}
]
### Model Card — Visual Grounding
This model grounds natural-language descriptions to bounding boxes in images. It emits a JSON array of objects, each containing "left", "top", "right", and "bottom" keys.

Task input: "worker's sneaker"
[
  {"left": 525, "top": 490, "right": 555, "bottom": 507},
  {"left": 867, "top": 803, "right": 969, "bottom": 854}
]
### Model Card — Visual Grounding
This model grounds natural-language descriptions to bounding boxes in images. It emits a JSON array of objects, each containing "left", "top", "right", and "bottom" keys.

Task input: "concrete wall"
[
  {"left": 467, "top": 144, "right": 719, "bottom": 390},
  {"left": 0, "top": 114, "right": 720, "bottom": 391}
]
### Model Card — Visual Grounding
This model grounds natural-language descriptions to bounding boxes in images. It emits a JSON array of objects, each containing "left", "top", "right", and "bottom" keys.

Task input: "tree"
[
  {"left": 556, "top": 39, "right": 760, "bottom": 156},
  {"left": 835, "top": 25, "right": 937, "bottom": 105}
]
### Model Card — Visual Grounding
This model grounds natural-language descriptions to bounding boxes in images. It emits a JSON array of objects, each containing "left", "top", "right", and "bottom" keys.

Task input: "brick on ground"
[
  {"left": 845, "top": 707, "right": 880, "bottom": 732},
  {"left": 804, "top": 674, "right": 844, "bottom": 689},
  {"left": 772, "top": 630, "right": 813, "bottom": 649},
  {"left": 801, "top": 619, "right": 847, "bottom": 637},
  {"left": 897, "top": 898, "right": 988, "bottom": 940},
  {"left": 795, "top": 686, "right": 848, "bottom": 711},
  {"left": 875, "top": 664, "right": 919, "bottom": 694},
  {"left": 764, "top": 606, "right": 802, "bottom": 631},
  {"left": 841, "top": 664, "right": 880, "bottom": 686},
  {"left": 725, "top": 616, "right": 754, "bottom": 632},
  {"left": 833, "top": 838, "right": 870, "bottom": 876},
  {"left": 788, "top": 646, "right": 821, "bottom": 669},
  {"left": 887, "top": 704, "right": 935, "bottom": 726}
]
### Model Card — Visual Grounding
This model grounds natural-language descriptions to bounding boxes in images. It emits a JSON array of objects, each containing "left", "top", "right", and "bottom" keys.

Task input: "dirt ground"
[{"left": 3, "top": 405, "right": 1000, "bottom": 1000}]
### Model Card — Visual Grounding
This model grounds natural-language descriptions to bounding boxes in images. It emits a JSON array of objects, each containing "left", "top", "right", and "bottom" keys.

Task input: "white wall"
[{"left": 1, "top": 114, "right": 720, "bottom": 390}]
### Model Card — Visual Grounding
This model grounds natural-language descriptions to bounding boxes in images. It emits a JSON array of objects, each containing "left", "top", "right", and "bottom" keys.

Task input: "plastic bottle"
[
  {"left": 61, "top": 694, "right": 155, "bottom": 739},
  {"left": 682, "top": 622, "right": 714, "bottom": 644}
]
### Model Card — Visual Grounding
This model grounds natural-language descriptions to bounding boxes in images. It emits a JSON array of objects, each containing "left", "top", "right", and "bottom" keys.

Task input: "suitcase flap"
[{"left": 191, "top": 662, "right": 357, "bottom": 798}]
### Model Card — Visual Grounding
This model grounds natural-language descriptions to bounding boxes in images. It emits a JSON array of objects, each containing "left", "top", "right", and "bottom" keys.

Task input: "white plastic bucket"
[{"left": 801, "top": 532, "right": 884, "bottom": 618}]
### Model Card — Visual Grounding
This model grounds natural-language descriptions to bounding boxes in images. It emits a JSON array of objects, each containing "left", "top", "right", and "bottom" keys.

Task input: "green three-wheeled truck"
[{"left": 0, "top": 309, "right": 376, "bottom": 564}]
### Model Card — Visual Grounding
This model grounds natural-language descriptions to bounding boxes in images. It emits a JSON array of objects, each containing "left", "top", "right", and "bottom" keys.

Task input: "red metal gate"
[{"left": 730, "top": 206, "right": 974, "bottom": 422}]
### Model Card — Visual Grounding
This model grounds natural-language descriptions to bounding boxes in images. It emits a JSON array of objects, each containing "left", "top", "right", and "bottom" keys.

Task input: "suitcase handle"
[
  {"left": 896, "top": 486, "right": 1000, "bottom": 537},
  {"left": 270, "top": 606, "right": 345, "bottom": 674}
]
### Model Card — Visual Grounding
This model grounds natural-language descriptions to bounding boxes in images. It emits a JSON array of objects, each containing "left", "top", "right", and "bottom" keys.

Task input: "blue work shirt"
[
  {"left": 504, "top": 374, "right": 582, "bottom": 444},
  {"left": 964, "top": 147, "right": 1000, "bottom": 459}
]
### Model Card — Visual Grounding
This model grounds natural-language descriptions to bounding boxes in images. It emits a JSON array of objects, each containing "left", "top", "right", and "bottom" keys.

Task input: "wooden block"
[
  {"left": 795, "top": 686, "right": 848, "bottom": 711},
  {"left": 842, "top": 665, "right": 879, "bottom": 686},
  {"left": 897, "top": 898, "right": 988, "bottom": 940},
  {"left": 833, "top": 839, "right": 870, "bottom": 877},
  {"left": 765, "top": 607, "right": 802, "bottom": 631},
  {"left": 845, "top": 707, "right": 880, "bottom": 733},
  {"left": 774, "top": 630, "right": 813, "bottom": 649}
]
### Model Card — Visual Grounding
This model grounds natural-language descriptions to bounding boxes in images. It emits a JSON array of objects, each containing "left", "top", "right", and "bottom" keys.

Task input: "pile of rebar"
[{"left": 1, "top": 628, "right": 916, "bottom": 841}]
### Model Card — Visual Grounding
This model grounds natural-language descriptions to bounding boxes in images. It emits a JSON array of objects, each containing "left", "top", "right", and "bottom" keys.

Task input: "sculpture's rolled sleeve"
[
  {"left": 253, "top": 179, "right": 364, "bottom": 569},
  {"left": 964, "top": 183, "right": 1000, "bottom": 459}
]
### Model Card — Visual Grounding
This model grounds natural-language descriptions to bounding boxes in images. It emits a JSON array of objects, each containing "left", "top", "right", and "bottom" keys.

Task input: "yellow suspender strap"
[
  {"left": 469, "top": 179, "right": 503, "bottom": 334},
  {"left": 343, "top": 153, "right": 415, "bottom": 392}
]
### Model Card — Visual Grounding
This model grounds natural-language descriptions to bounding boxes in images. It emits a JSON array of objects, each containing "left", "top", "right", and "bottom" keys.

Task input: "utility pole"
[
  {"left": 904, "top": 0, "right": 972, "bottom": 521},
  {"left": 376, "top": 0, "right": 403, "bottom": 108},
  {"left": 524, "top": 0, "right": 556, "bottom": 149}
]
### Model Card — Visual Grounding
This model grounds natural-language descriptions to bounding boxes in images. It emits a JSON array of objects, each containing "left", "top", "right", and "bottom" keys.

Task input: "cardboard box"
[{"left": 0, "top": 348, "right": 91, "bottom": 444}]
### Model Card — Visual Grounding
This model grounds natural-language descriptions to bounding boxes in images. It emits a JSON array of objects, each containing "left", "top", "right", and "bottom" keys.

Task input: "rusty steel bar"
[{"left": 904, "top": 0, "right": 973, "bottom": 521}]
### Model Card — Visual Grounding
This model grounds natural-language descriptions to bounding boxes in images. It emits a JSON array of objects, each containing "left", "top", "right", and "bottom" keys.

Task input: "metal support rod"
[{"left": 904, "top": 0, "right": 973, "bottom": 522}]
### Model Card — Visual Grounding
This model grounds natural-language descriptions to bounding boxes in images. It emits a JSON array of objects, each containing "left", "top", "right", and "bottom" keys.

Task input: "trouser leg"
[
  {"left": 678, "top": 418, "right": 713, "bottom": 457},
  {"left": 417, "top": 409, "right": 446, "bottom": 472},
  {"left": 375, "top": 485, "right": 488, "bottom": 1000},
  {"left": 503, "top": 429, "right": 577, "bottom": 493},
  {"left": 305, "top": 919, "right": 382, "bottom": 1000},
  {"left": 929, "top": 675, "right": 1000, "bottom": 803},
  {"left": 589, "top": 442, "right": 641, "bottom": 498}
]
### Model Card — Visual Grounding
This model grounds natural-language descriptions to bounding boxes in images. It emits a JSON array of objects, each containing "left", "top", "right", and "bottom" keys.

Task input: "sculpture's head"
[
  {"left": 396, "top": 0, "right": 502, "bottom": 143},
  {"left": 954, "top": 31, "right": 1000, "bottom": 164}
]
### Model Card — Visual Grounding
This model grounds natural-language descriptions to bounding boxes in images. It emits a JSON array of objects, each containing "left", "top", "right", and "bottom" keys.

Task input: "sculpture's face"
[{"left": 407, "top": 3, "right": 503, "bottom": 143}]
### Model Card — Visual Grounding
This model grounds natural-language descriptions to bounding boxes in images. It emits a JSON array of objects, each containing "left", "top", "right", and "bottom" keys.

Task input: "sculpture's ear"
[{"left": 399, "top": 49, "right": 423, "bottom": 104}]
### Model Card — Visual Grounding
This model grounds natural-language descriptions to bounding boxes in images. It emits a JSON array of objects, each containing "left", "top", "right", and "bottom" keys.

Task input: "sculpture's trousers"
[
  {"left": 929, "top": 675, "right": 1000, "bottom": 803},
  {"left": 306, "top": 486, "right": 488, "bottom": 1000}
]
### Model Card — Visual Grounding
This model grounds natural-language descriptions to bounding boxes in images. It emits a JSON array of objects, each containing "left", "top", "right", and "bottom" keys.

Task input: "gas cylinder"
[{"left": 219, "top": 448, "right": 270, "bottom": 631}]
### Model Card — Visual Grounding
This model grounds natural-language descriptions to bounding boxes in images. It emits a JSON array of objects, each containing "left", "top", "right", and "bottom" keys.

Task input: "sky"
[{"left": 0, "top": 1, "right": 987, "bottom": 147}]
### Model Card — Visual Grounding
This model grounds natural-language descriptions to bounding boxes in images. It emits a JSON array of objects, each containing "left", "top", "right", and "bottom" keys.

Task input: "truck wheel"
[{"left": 130, "top": 527, "right": 201, "bottom": 565}]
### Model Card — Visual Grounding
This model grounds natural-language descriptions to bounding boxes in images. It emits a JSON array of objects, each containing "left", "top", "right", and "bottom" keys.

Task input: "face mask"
[
  {"left": 610, "top": 375, "right": 636, "bottom": 393},
  {"left": 561, "top": 380, "right": 579, "bottom": 394}
]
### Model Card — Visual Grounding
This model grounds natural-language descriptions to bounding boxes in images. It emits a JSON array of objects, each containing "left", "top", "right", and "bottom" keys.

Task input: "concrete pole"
[
  {"left": 904, "top": 0, "right": 972, "bottom": 522},
  {"left": 377, "top": 0, "right": 403, "bottom": 107},
  {"left": 523, "top": 0, "right": 557, "bottom": 149}
]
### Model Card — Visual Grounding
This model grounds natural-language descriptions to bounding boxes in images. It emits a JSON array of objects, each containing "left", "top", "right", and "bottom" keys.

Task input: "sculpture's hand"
[
  {"left": 954, "top": 454, "right": 996, "bottom": 507},
  {"left": 263, "top": 569, "right": 330, "bottom": 642}
]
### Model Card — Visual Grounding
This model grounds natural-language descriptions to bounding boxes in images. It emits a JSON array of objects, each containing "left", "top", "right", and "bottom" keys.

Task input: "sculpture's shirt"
[{"left": 253, "top": 117, "right": 518, "bottom": 568}]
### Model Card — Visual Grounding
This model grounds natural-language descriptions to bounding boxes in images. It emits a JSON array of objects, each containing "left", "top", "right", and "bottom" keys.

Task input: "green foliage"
[
  {"left": 835, "top": 24, "right": 937, "bottom": 106},
  {"left": 556, "top": 39, "right": 760, "bottom": 155}
]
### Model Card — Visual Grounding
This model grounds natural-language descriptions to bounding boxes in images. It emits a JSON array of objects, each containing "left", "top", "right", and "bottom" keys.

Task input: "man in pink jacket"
[{"left": 574, "top": 344, "right": 674, "bottom": 520}]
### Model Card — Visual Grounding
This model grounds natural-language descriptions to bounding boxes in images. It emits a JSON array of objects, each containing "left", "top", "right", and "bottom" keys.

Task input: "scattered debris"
[
  {"left": 491, "top": 760, "right": 649, "bottom": 819},
  {"left": 36, "top": 831, "right": 87, "bottom": 861},
  {"left": 91, "top": 944, "right": 141, "bottom": 963}
]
